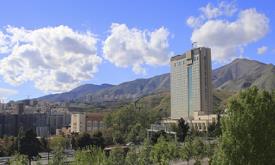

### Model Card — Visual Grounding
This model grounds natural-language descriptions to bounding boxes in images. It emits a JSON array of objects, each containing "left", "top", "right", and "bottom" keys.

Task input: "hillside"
[
  {"left": 38, "top": 58, "right": 275, "bottom": 103},
  {"left": 39, "top": 84, "right": 113, "bottom": 102},
  {"left": 212, "top": 58, "right": 275, "bottom": 91}
]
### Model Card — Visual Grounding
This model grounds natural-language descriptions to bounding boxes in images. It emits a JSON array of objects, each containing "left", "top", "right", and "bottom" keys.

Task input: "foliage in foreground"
[
  {"left": 212, "top": 87, "right": 275, "bottom": 165},
  {"left": 9, "top": 153, "right": 28, "bottom": 165},
  {"left": 72, "top": 136, "right": 210, "bottom": 165}
]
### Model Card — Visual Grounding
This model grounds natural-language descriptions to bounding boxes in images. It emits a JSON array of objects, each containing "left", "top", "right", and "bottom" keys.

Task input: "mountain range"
[{"left": 38, "top": 58, "right": 275, "bottom": 103}]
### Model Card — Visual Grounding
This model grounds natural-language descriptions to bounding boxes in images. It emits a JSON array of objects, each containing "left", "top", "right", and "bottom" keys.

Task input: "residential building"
[
  {"left": 71, "top": 112, "right": 86, "bottom": 133},
  {"left": 170, "top": 47, "right": 213, "bottom": 120},
  {"left": 71, "top": 112, "right": 105, "bottom": 133}
]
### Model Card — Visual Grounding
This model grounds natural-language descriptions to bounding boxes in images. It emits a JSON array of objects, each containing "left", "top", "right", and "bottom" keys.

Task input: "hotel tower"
[{"left": 170, "top": 47, "right": 213, "bottom": 120}]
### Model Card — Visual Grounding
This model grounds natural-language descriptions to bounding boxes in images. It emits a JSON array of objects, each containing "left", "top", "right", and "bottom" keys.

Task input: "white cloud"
[
  {"left": 0, "top": 87, "right": 17, "bottom": 97},
  {"left": 186, "top": 16, "right": 204, "bottom": 28},
  {"left": 200, "top": 1, "right": 237, "bottom": 19},
  {"left": 257, "top": 46, "right": 268, "bottom": 55},
  {"left": 103, "top": 23, "right": 172, "bottom": 74},
  {"left": 0, "top": 25, "right": 102, "bottom": 93},
  {"left": 189, "top": 8, "right": 269, "bottom": 63},
  {"left": 187, "top": 1, "right": 237, "bottom": 29}
]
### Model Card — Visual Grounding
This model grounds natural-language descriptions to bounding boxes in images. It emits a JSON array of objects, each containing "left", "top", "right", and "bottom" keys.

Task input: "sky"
[{"left": 0, "top": 0, "right": 274, "bottom": 101}]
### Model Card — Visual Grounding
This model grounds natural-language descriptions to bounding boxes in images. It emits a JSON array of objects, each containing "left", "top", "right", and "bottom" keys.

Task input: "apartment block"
[{"left": 71, "top": 112, "right": 105, "bottom": 133}]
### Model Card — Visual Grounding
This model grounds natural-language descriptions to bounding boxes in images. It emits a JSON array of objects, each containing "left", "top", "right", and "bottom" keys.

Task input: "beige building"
[
  {"left": 71, "top": 112, "right": 86, "bottom": 133},
  {"left": 71, "top": 112, "right": 105, "bottom": 133},
  {"left": 161, "top": 112, "right": 218, "bottom": 132},
  {"left": 190, "top": 112, "right": 217, "bottom": 132},
  {"left": 170, "top": 47, "right": 213, "bottom": 120}
]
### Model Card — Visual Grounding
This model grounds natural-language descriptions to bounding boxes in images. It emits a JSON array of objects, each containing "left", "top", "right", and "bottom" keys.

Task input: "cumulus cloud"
[
  {"left": 186, "top": 1, "right": 237, "bottom": 29},
  {"left": 257, "top": 46, "right": 268, "bottom": 55},
  {"left": 188, "top": 3, "right": 269, "bottom": 63},
  {"left": 103, "top": 23, "right": 172, "bottom": 74},
  {"left": 0, "top": 25, "right": 102, "bottom": 92}
]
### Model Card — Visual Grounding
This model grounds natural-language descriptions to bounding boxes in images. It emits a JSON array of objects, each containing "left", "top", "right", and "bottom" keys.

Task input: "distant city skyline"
[{"left": 0, "top": 0, "right": 274, "bottom": 101}]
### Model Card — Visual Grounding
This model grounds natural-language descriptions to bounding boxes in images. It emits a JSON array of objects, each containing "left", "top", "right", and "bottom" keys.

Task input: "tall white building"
[{"left": 170, "top": 47, "right": 213, "bottom": 120}]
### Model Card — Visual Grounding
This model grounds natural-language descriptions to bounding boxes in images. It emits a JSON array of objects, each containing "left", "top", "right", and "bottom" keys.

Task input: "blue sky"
[{"left": 0, "top": 0, "right": 274, "bottom": 101}]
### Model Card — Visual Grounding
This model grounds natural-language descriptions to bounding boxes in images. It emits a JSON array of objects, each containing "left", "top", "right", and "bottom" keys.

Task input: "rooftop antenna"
[{"left": 192, "top": 42, "right": 198, "bottom": 48}]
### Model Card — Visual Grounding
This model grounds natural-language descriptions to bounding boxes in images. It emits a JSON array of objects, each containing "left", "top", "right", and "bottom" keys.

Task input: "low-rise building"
[
  {"left": 190, "top": 112, "right": 217, "bottom": 132},
  {"left": 161, "top": 112, "right": 218, "bottom": 132},
  {"left": 71, "top": 112, "right": 105, "bottom": 133}
]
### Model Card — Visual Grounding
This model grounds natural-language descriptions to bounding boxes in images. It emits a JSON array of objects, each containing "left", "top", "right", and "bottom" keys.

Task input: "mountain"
[
  {"left": 39, "top": 84, "right": 113, "bottom": 102},
  {"left": 38, "top": 58, "right": 275, "bottom": 103},
  {"left": 212, "top": 58, "right": 275, "bottom": 91},
  {"left": 84, "top": 73, "right": 170, "bottom": 102}
]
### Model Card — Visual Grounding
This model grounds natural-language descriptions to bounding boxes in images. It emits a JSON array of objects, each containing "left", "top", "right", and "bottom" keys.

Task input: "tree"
[
  {"left": 180, "top": 137, "right": 193, "bottom": 165},
  {"left": 139, "top": 139, "right": 152, "bottom": 165},
  {"left": 212, "top": 87, "right": 275, "bottom": 165},
  {"left": 92, "top": 131, "right": 105, "bottom": 148},
  {"left": 177, "top": 118, "right": 189, "bottom": 142},
  {"left": 126, "top": 123, "right": 145, "bottom": 144},
  {"left": 150, "top": 137, "right": 179, "bottom": 165},
  {"left": 73, "top": 147, "right": 108, "bottom": 165},
  {"left": 107, "top": 147, "right": 126, "bottom": 165},
  {"left": 0, "top": 136, "right": 17, "bottom": 156},
  {"left": 49, "top": 135, "right": 67, "bottom": 151},
  {"left": 9, "top": 153, "right": 28, "bottom": 165},
  {"left": 125, "top": 147, "right": 139, "bottom": 165},
  {"left": 150, "top": 130, "right": 167, "bottom": 144},
  {"left": 192, "top": 138, "right": 206, "bottom": 165},
  {"left": 19, "top": 129, "right": 41, "bottom": 165},
  {"left": 76, "top": 133, "right": 92, "bottom": 149},
  {"left": 49, "top": 147, "right": 66, "bottom": 165}
]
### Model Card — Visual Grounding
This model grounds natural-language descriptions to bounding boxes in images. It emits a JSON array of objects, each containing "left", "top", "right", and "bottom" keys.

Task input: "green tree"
[
  {"left": 150, "top": 137, "right": 179, "bottom": 165},
  {"left": 107, "top": 147, "right": 126, "bottom": 165},
  {"left": 192, "top": 138, "right": 206, "bottom": 165},
  {"left": 92, "top": 131, "right": 105, "bottom": 148},
  {"left": 19, "top": 129, "right": 41, "bottom": 165},
  {"left": 177, "top": 118, "right": 189, "bottom": 142},
  {"left": 9, "top": 153, "right": 28, "bottom": 165},
  {"left": 49, "top": 135, "right": 67, "bottom": 151},
  {"left": 139, "top": 139, "right": 152, "bottom": 165},
  {"left": 49, "top": 147, "right": 66, "bottom": 165},
  {"left": 126, "top": 123, "right": 145, "bottom": 144},
  {"left": 180, "top": 137, "right": 193, "bottom": 165},
  {"left": 212, "top": 87, "right": 275, "bottom": 165},
  {"left": 0, "top": 136, "right": 17, "bottom": 156},
  {"left": 76, "top": 133, "right": 92, "bottom": 149},
  {"left": 125, "top": 147, "right": 139, "bottom": 165},
  {"left": 73, "top": 147, "right": 107, "bottom": 165}
]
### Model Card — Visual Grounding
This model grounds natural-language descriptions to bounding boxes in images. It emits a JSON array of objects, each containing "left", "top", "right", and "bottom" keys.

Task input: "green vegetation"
[
  {"left": 71, "top": 136, "right": 210, "bottom": 165},
  {"left": 0, "top": 136, "right": 17, "bottom": 156},
  {"left": 18, "top": 130, "right": 41, "bottom": 165},
  {"left": 212, "top": 87, "right": 275, "bottom": 164},
  {"left": 150, "top": 137, "right": 179, "bottom": 165},
  {"left": 9, "top": 153, "right": 28, "bottom": 165},
  {"left": 103, "top": 103, "right": 164, "bottom": 144}
]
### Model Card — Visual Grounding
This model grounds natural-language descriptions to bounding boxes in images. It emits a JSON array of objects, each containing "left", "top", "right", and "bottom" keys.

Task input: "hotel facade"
[{"left": 170, "top": 47, "right": 213, "bottom": 120}]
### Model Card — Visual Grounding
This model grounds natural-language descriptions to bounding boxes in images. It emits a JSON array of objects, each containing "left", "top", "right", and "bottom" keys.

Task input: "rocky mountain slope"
[{"left": 38, "top": 58, "right": 275, "bottom": 102}]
